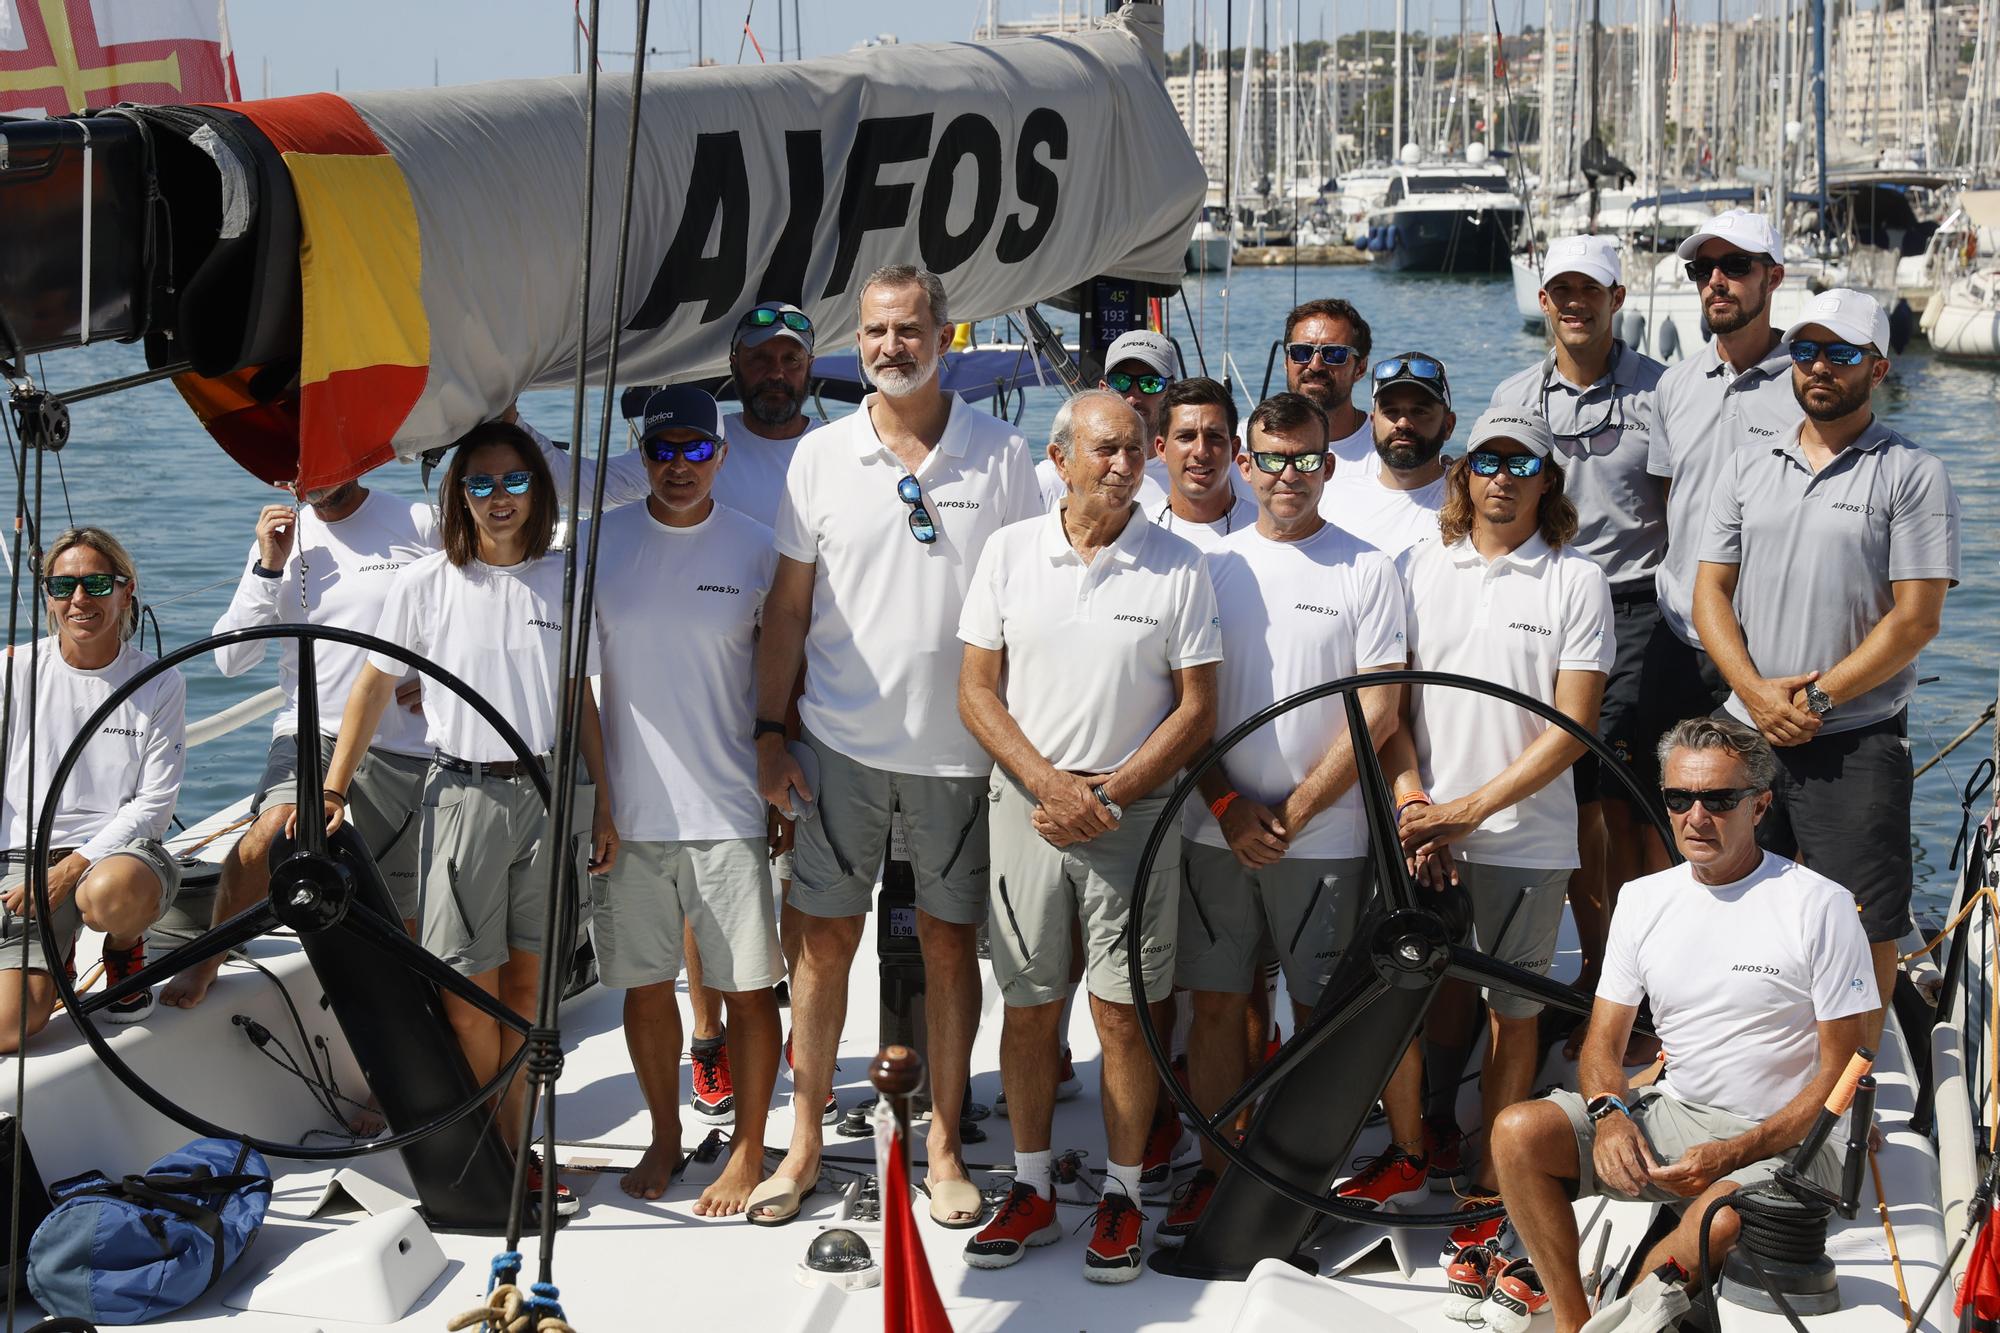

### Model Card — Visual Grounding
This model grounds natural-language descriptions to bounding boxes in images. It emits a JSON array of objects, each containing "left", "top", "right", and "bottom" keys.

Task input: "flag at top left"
[{"left": 0, "top": 0, "right": 240, "bottom": 118}]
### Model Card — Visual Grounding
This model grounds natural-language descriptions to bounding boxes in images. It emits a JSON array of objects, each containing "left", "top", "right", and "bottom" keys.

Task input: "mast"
[
  {"left": 1459, "top": 0, "right": 1473, "bottom": 153},
  {"left": 1587, "top": 0, "right": 1601, "bottom": 227},
  {"left": 1772, "top": 0, "right": 1789, "bottom": 230},
  {"left": 1395, "top": 0, "right": 1407, "bottom": 154},
  {"left": 1812, "top": 0, "right": 1827, "bottom": 254}
]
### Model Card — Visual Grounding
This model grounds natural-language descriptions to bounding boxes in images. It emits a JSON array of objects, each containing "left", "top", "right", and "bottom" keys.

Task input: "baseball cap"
[
  {"left": 733, "top": 301, "right": 815, "bottom": 354},
  {"left": 1782, "top": 288, "right": 1892, "bottom": 353},
  {"left": 638, "top": 385, "right": 722, "bottom": 445},
  {"left": 1676, "top": 208, "right": 1785, "bottom": 265},
  {"left": 1541, "top": 234, "right": 1621, "bottom": 288},
  {"left": 1103, "top": 329, "right": 1179, "bottom": 379},
  {"left": 1466, "top": 406, "right": 1554, "bottom": 458},
  {"left": 1370, "top": 352, "right": 1451, "bottom": 409}
]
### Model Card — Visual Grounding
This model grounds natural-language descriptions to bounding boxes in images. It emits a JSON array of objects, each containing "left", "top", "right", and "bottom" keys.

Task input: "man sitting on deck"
[{"left": 1489, "top": 717, "right": 1876, "bottom": 1333}]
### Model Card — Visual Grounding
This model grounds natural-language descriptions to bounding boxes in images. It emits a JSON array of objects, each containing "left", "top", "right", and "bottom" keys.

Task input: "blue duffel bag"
[{"left": 26, "top": 1138, "right": 271, "bottom": 1324}]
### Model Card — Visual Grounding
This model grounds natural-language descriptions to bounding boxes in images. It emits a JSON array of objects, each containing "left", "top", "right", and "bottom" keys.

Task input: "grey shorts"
[
  {"left": 1544, "top": 1085, "right": 1843, "bottom": 1202},
  {"left": 986, "top": 772, "right": 1178, "bottom": 1008},
  {"left": 0, "top": 841, "right": 183, "bottom": 974},
  {"left": 253, "top": 733, "right": 427, "bottom": 920},
  {"left": 419, "top": 766, "right": 559, "bottom": 977},
  {"left": 589, "top": 837, "right": 781, "bottom": 992},
  {"left": 1176, "top": 840, "right": 1368, "bottom": 1007},
  {"left": 787, "top": 730, "right": 988, "bottom": 926},
  {"left": 1461, "top": 861, "right": 1571, "bottom": 1019}
]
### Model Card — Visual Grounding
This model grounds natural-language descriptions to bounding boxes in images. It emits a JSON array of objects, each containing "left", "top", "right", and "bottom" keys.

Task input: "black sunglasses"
[
  {"left": 897, "top": 474, "right": 937, "bottom": 544},
  {"left": 1684, "top": 253, "right": 1765, "bottom": 284},
  {"left": 1468, "top": 450, "right": 1545, "bottom": 478},
  {"left": 463, "top": 471, "right": 534, "bottom": 499},
  {"left": 1789, "top": 339, "right": 1870, "bottom": 368},
  {"left": 643, "top": 436, "right": 719, "bottom": 464},
  {"left": 1248, "top": 448, "right": 1328, "bottom": 475},
  {"left": 44, "top": 572, "right": 129, "bottom": 599},
  {"left": 739, "top": 306, "right": 813, "bottom": 336},
  {"left": 1105, "top": 371, "right": 1168, "bottom": 395},
  {"left": 1286, "top": 342, "right": 1360, "bottom": 367},
  {"left": 1660, "top": 786, "right": 1762, "bottom": 814}
]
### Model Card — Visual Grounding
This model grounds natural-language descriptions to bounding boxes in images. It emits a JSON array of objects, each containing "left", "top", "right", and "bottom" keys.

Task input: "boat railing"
[{"left": 184, "top": 686, "right": 284, "bottom": 750}]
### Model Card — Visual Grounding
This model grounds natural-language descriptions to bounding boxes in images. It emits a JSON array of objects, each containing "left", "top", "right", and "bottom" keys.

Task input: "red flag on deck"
[
  {"left": 1958, "top": 1197, "right": 2000, "bottom": 1330},
  {"left": 0, "top": 0, "right": 240, "bottom": 118},
  {"left": 874, "top": 1100, "right": 955, "bottom": 1333}
]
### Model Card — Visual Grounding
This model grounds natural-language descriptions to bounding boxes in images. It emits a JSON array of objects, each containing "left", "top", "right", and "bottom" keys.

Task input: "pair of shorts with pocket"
[
  {"left": 418, "top": 766, "right": 577, "bottom": 977},
  {"left": 253, "top": 733, "right": 428, "bottom": 920},
  {"left": 1460, "top": 860, "right": 1570, "bottom": 1019},
  {"left": 1542, "top": 1085, "right": 1842, "bottom": 1202},
  {"left": 0, "top": 840, "right": 183, "bottom": 974},
  {"left": 589, "top": 838, "right": 781, "bottom": 991},
  {"left": 1175, "top": 840, "right": 1368, "bottom": 1008}
]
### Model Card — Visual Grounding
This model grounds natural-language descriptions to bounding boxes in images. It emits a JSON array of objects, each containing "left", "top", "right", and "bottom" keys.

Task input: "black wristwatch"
[
  {"left": 251, "top": 562, "right": 283, "bottom": 579},
  {"left": 752, "top": 719, "right": 788, "bottom": 742},
  {"left": 1586, "top": 1094, "right": 1630, "bottom": 1123},
  {"left": 1804, "top": 683, "right": 1835, "bottom": 717}
]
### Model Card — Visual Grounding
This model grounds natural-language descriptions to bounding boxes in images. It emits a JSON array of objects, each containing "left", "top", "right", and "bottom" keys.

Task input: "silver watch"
[
  {"left": 1804, "top": 683, "right": 1835, "bottom": 717},
  {"left": 1094, "top": 785, "right": 1124, "bottom": 822}
]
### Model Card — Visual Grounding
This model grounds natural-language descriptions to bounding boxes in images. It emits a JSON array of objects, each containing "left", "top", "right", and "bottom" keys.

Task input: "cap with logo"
[
  {"left": 1782, "top": 287, "right": 1893, "bottom": 353},
  {"left": 733, "top": 301, "right": 815, "bottom": 353},
  {"left": 1540, "top": 234, "right": 1622, "bottom": 289},
  {"left": 1675, "top": 208, "right": 1784, "bottom": 265},
  {"left": 1467, "top": 406, "right": 1555, "bottom": 458},
  {"left": 1103, "top": 328, "right": 1179, "bottom": 379},
  {"left": 639, "top": 384, "right": 723, "bottom": 445}
]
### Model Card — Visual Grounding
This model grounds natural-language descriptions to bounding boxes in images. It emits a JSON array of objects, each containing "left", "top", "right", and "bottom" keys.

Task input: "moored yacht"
[{"left": 1362, "top": 144, "right": 1527, "bottom": 275}]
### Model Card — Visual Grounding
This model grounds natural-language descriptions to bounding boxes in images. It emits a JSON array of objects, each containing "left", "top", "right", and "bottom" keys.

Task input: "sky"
[{"left": 223, "top": 1, "right": 1533, "bottom": 98}]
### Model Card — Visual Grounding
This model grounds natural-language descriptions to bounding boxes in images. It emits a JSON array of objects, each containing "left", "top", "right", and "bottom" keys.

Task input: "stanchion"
[{"left": 871, "top": 1047, "right": 954, "bottom": 1333}]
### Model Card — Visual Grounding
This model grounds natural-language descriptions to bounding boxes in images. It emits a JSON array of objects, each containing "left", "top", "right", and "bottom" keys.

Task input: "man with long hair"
[{"left": 1348, "top": 410, "right": 1610, "bottom": 1244}]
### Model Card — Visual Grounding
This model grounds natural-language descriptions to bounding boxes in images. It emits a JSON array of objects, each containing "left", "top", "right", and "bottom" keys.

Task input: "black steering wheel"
[
  {"left": 32, "top": 623, "right": 549, "bottom": 1161},
  {"left": 1127, "top": 668, "right": 1676, "bottom": 1228}
]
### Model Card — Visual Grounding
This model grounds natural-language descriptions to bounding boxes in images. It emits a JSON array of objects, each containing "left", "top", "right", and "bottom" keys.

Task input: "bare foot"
[
  {"left": 159, "top": 961, "right": 221, "bottom": 1010},
  {"left": 620, "top": 1141, "right": 686, "bottom": 1200},
  {"left": 694, "top": 1140, "right": 764, "bottom": 1217}
]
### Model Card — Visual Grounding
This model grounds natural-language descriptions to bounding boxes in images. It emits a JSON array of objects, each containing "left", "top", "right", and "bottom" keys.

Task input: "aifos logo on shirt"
[
  {"left": 527, "top": 617, "right": 562, "bottom": 631},
  {"left": 100, "top": 725, "right": 142, "bottom": 738},
  {"left": 695, "top": 583, "right": 742, "bottom": 596},
  {"left": 1293, "top": 602, "right": 1341, "bottom": 617},
  {"left": 1508, "top": 621, "right": 1552, "bottom": 637},
  {"left": 934, "top": 499, "right": 980, "bottom": 510},
  {"left": 1114, "top": 613, "right": 1160, "bottom": 627}
]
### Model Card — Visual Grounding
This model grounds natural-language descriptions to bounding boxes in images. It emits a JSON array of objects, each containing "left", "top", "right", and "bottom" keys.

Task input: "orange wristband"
[{"left": 1209, "top": 791, "right": 1240, "bottom": 819}]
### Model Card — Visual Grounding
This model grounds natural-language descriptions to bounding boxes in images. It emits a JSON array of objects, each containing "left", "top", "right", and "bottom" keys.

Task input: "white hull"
[
  {"left": 1922, "top": 269, "right": 2000, "bottom": 361},
  {"left": 1186, "top": 230, "right": 1234, "bottom": 273}
]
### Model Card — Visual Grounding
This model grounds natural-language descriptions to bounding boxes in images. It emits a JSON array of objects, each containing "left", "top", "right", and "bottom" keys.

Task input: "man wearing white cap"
[
  {"left": 1695, "top": 288, "right": 1959, "bottom": 1042},
  {"left": 1035, "top": 329, "right": 1177, "bottom": 511},
  {"left": 711, "top": 301, "right": 822, "bottom": 529},
  {"left": 1344, "top": 406, "right": 1610, "bottom": 1221},
  {"left": 1488, "top": 234, "right": 1665, "bottom": 1007},
  {"left": 1645, "top": 213, "right": 1801, "bottom": 822}
]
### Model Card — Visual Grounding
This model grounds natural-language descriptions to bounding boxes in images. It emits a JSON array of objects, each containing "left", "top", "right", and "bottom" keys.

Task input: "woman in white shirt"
[
  {"left": 0, "top": 526, "right": 186, "bottom": 1047},
  {"left": 316, "top": 422, "right": 617, "bottom": 1202}
]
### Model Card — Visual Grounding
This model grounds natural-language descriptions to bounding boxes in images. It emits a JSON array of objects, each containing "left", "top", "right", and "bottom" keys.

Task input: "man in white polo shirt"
[
  {"left": 1491, "top": 718, "right": 1875, "bottom": 1333},
  {"left": 587, "top": 386, "right": 784, "bottom": 1216},
  {"left": 1278, "top": 297, "right": 1376, "bottom": 474},
  {"left": 1695, "top": 287, "right": 1959, "bottom": 1043},
  {"left": 1150, "top": 376, "right": 1258, "bottom": 549},
  {"left": 1346, "top": 408, "right": 1610, "bottom": 1223},
  {"left": 1326, "top": 351, "right": 1455, "bottom": 557},
  {"left": 1160, "top": 391, "right": 1407, "bottom": 1245},
  {"left": 752, "top": 264, "right": 1040, "bottom": 1227},
  {"left": 1035, "top": 329, "right": 1177, "bottom": 511},
  {"left": 957, "top": 390, "right": 1219, "bottom": 1282}
]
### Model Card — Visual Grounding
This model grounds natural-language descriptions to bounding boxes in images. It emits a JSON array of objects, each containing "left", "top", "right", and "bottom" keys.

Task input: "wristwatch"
[
  {"left": 1094, "top": 785, "right": 1124, "bottom": 822},
  {"left": 1804, "top": 683, "right": 1835, "bottom": 717},
  {"left": 752, "top": 719, "right": 788, "bottom": 742},
  {"left": 1586, "top": 1094, "right": 1630, "bottom": 1123}
]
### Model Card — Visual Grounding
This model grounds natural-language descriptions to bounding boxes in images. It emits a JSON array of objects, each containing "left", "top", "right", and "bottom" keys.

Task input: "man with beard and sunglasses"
[
  {"left": 1695, "top": 288, "right": 1959, "bottom": 1045},
  {"left": 752, "top": 264, "right": 1040, "bottom": 1229},
  {"left": 710, "top": 302, "right": 823, "bottom": 529},
  {"left": 1276, "top": 298, "right": 1377, "bottom": 478},
  {"left": 1325, "top": 352, "right": 1455, "bottom": 557}
]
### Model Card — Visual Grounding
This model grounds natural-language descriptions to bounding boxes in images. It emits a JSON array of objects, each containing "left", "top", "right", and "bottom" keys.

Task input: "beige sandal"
[
  {"left": 923, "top": 1177, "right": 986, "bottom": 1230},
  {"left": 745, "top": 1172, "right": 819, "bottom": 1227}
]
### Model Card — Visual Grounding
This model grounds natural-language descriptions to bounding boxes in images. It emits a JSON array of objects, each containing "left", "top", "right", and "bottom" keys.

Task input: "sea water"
[{"left": 19, "top": 264, "right": 1997, "bottom": 915}]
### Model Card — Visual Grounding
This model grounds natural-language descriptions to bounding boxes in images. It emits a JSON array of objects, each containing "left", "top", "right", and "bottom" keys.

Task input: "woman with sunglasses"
[
  {"left": 0, "top": 527, "right": 186, "bottom": 1049},
  {"left": 314, "top": 421, "right": 618, "bottom": 1214}
]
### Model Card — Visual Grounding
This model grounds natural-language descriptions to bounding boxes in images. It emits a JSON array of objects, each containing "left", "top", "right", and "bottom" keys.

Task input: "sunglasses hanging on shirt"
[{"left": 898, "top": 474, "right": 938, "bottom": 545}]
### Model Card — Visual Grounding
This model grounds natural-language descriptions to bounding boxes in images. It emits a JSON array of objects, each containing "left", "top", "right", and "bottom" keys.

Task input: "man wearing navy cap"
[{"left": 1696, "top": 287, "right": 1960, "bottom": 1041}]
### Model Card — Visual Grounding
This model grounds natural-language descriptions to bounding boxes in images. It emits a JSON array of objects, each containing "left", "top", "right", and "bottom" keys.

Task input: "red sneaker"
[
  {"left": 1139, "top": 1115, "right": 1189, "bottom": 1200},
  {"left": 1425, "top": 1114, "right": 1469, "bottom": 1190},
  {"left": 689, "top": 1042, "right": 734, "bottom": 1123},
  {"left": 1154, "top": 1168, "right": 1216, "bottom": 1248},
  {"left": 1334, "top": 1147, "right": 1429, "bottom": 1211},
  {"left": 100, "top": 939, "right": 153, "bottom": 1025},
  {"left": 1442, "top": 1243, "right": 1499, "bottom": 1322},
  {"left": 1482, "top": 1256, "right": 1550, "bottom": 1333},
  {"left": 1440, "top": 1195, "right": 1509, "bottom": 1269},
  {"left": 523, "top": 1150, "right": 579, "bottom": 1217},
  {"left": 963, "top": 1182, "right": 1060, "bottom": 1269},
  {"left": 1082, "top": 1190, "right": 1145, "bottom": 1283}
]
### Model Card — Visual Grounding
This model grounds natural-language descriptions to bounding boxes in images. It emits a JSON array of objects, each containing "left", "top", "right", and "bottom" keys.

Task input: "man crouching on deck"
[
  {"left": 956, "top": 390, "right": 1220, "bottom": 1283},
  {"left": 1490, "top": 717, "right": 1875, "bottom": 1333}
]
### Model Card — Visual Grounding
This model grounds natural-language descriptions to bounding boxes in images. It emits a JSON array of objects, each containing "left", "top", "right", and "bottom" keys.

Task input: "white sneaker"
[{"left": 1581, "top": 1261, "right": 1692, "bottom": 1333}]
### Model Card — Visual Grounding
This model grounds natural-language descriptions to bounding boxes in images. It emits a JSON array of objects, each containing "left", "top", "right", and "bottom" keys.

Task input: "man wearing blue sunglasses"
[
  {"left": 1280, "top": 297, "right": 1378, "bottom": 477},
  {"left": 1695, "top": 287, "right": 1961, "bottom": 1043}
]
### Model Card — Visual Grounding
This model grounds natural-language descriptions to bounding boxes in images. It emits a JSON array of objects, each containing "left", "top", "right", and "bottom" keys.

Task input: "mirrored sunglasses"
[
  {"left": 897, "top": 474, "right": 937, "bottom": 545},
  {"left": 1789, "top": 339, "right": 1869, "bottom": 368},
  {"left": 43, "top": 572, "right": 129, "bottom": 599},
  {"left": 1285, "top": 341, "right": 1358, "bottom": 366},
  {"left": 643, "top": 437, "right": 719, "bottom": 464},
  {"left": 1248, "top": 448, "right": 1328, "bottom": 475},
  {"left": 1105, "top": 371, "right": 1168, "bottom": 395},
  {"left": 740, "top": 306, "right": 814, "bottom": 336},
  {"left": 1468, "top": 450, "right": 1545, "bottom": 478},
  {"left": 463, "top": 470, "right": 534, "bottom": 499}
]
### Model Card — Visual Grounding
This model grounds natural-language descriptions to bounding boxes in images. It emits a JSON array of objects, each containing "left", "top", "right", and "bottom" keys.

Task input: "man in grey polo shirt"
[
  {"left": 1488, "top": 234, "right": 1666, "bottom": 1000},
  {"left": 1645, "top": 211, "right": 1803, "bottom": 835},
  {"left": 1695, "top": 287, "right": 1959, "bottom": 1042}
]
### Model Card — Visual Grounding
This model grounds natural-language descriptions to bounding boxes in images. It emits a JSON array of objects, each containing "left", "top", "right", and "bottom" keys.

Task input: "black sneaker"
[{"left": 100, "top": 940, "right": 153, "bottom": 1025}]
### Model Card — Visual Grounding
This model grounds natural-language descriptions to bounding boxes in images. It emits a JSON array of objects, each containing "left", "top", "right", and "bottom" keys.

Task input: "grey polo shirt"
[
  {"left": 1650, "top": 339, "right": 1803, "bottom": 647},
  {"left": 1488, "top": 340, "right": 1668, "bottom": 592},
  {"left": 1699, "top": 418, "right": 1961, "bottom": 735}
]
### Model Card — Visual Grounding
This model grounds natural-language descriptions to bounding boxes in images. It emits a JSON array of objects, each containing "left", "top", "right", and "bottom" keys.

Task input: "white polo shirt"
[
  {"left": 711, "top": 413, "right": 820, "bottom": 530},
  {"left": 1322, "top": 466, "right": 1447, "bottom": 558},
  {"left": 775, "top": 393, "right": 1039, "bottom": 777},
  {"left": 212, "top": 490, "right": 438, "bottom": 757},
  {"left": 369, "top": 551, "right": 599, "bottom": 762},
  {"left": 588, "top": 501, "right": 777, "bottom": 842},
  {"left": 1399, "top": 534, "right": 1614, "bottom": 868},
  {"left": 959, "top": 506, "right": 1222, "bottom": 774},
  {"left": 1188, "top": 523, "right": 1407, "bottom": 858},
  {"left": 1599, "top": 851, "right": 1877, "bottom": 1121}
]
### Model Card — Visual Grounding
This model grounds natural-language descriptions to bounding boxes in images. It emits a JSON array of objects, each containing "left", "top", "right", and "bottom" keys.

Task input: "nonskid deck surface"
[{"left": 0, "top": 803, "right": 1956, "bottom": 1330}]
